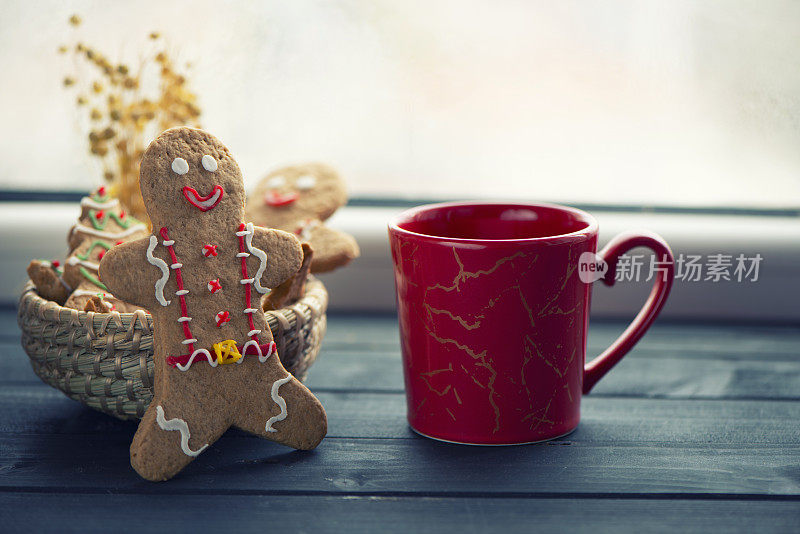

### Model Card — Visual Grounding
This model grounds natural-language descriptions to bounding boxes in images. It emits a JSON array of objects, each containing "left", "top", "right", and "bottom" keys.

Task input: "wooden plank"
[
  {"left": 1, "top": 386, "right": 800, "bottom": 446},
  {"left": 0, "top": 342, "right": 38, "bottom": 383},
  {"left": 0, "top": 493, "right": 798, "bottom": 534},
  {"left": 0, "top": 386, "right": 798, "bottom": 495},
  {"left": 306, "top": 350, "right": 800, "bottom": 400},
  {"left": 0, "top": 310, "right": 18, "bottom": 341},
  {"left": 0, "top": 431, "right": 797, "bottom": 495}
]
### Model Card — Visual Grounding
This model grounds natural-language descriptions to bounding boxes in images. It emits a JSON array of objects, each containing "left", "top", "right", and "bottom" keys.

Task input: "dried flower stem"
[{"left": 60, "top": 15, "right": 202, "bottom": 222}]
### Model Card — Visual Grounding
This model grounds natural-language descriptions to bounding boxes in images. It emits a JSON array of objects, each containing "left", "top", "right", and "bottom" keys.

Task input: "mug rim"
[{"left": 388, "top": 200, "right": 599, "bottom": 244}]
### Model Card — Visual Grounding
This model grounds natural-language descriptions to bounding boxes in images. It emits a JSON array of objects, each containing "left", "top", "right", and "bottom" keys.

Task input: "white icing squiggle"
[
  {"left": 81, "top": 196, "right": 120, "bottom": 210},
  {"left": 265, "top": 375, "right": 292, "bottom": 433},
  {"left": 59, "top": 277, "right": 73, "bottom": 292},
  {"left": 67, "top": 257, "right": 99, "bottom": 270},
  {"left": 70, "top": 288, "right": 109, "bottom": 298},
  {"left": 298, "top": 219, "right": 320, "bottom": 241},
  {"left": 242, "top": 340, "right": 275, "bottom": 363},
  {"left": 146, "top": 236, "right": 171, "bottom": 307},
  {"left": 244, "top": 222, "right": 270, "bottom": 294},
  {"left": 174, "top": 348, "right": 217, "bottom": 372},
  {"left": 73, "top": 223, "right": 147, "bottom": 240},
  {"left": 155, "top": 405, "right": 209, "bottom": 457}
]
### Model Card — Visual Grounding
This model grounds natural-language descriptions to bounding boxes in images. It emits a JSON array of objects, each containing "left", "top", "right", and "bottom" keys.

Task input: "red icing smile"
[
  {"left": 264, "top": 190, "right": 298, "bottom": 207},
  {"left": 183, "top": 185, "right": 224, "bottom": 211}
]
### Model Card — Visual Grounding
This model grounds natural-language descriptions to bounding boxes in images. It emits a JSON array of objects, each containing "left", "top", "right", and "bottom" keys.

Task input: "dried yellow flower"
[
  {"left": 90, "top": 144, "right": 108, "bottom": 156},
  {"left": 69, "top": 14, "right": 81, "bottom": 26},
  {"left": 60, "top": 17, "right": 202, "bottom": 221},
  {"left": 58, "top": 45, "right": 68, "bottom": 54}
]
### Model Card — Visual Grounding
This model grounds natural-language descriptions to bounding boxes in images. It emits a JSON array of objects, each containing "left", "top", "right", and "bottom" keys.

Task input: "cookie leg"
[
  {"left": 234, "top": 372, "right": 327, "bottom": 450},
  {"left": 130, "top": 395, "right": 230, "bottom": 482}
]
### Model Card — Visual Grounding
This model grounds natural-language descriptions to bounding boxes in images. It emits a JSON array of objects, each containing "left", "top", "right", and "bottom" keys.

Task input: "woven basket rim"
[{"left": 18, "top": 276, "right": 328, "bottom": 330}]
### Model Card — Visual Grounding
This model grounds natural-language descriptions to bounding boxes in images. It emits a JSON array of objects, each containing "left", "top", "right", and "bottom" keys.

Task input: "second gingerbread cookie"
[
  {"left": 245, "top": 163, "right": 360, "bottom": 273},
  {"left": 99, "top": 127, "right": 327, "bottom": 481}
]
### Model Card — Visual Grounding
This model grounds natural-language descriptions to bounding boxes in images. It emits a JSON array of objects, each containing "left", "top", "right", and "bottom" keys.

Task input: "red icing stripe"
[
  {"left": 166, "top": 342, "right": 276, "bottom": 368},
  {"left": 237, "top": 223, "right": 259, "bottom": 343},
  {"left": 159, "top": 227, "right": 195, "bottom": 353}
]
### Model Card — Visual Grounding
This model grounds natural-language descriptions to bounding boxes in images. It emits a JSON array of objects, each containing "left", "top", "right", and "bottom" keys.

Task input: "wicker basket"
[{"left": 17, "top": 277, "right": 328, "bottom": 420}]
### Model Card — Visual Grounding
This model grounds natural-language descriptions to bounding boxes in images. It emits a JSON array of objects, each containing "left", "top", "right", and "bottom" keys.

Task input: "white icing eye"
[
  {"left": 201, "top": 155, "right": 218, "bottom": 172},
  {"left": 171, "top": 157, "right": 189, "bottom": 175},
  {"left": 295, "top": 175, "right": 317, "bottom": 191},
  {"left": 267, "top": 176, "right": 286, "bottom": 189}
]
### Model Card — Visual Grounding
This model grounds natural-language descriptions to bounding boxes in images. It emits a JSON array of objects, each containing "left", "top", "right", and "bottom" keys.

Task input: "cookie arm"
[
  {"left": 249, "top": 226, "right": 303, "bottom": 289},
  {"left": 98, "top": 237, "right": 161, "bottom": 309},
  {"left": 306, "top": 225, "right": 360, "bottom": 273}
]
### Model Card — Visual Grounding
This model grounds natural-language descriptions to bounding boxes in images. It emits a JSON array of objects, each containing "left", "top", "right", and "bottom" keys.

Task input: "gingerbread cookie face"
[
  {"left": 246, "top": 163, "right": 347, "bottom": 227},
  {"left": 139, "top": 130, "right": 247, "bottom": 230},
  {"left": 246, "top": 163, "right": 359, "bottom": 273},
  {"left": 99, "top": 128, "right": 327, "bottom": 481}
]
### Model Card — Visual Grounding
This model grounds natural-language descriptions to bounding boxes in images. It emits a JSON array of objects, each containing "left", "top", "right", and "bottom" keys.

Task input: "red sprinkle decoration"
[
  {"left": 119, "top": 210, "right": 126, "bottom": 219},
  {"left": 97, "top": 186, "right": 106, "bottom": 196},
  {"left": 98, "top": 251, "right": 105, "bottom": 260},
  {"left": 215, "top": 311, "right": 231, "bottom": 327},
  {"left": 207, "top": 278, "right": 222, "bottom": 293},
  {"left": 115, "top": 240, "right": 123, "bottom": 245},
  {"left": 203, "top": 244, "right": 218, "bottom": 257},
  {"left": 51, "top": 260, "right": 60, "bottom": 268},
  {"left": 95, "top": 210, "right": 105, "bottom": 220}
]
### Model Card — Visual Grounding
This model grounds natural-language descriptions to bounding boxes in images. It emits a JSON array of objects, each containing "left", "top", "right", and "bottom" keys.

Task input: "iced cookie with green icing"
[
  {"left": 63, "top": 186, "right": 149, "bottom": 312},
  {"left": 245, "top": 163, "right": 359, "bottom": 273},
  {"left": 99, "top": 127, "right": 327, "bottom": 481}
]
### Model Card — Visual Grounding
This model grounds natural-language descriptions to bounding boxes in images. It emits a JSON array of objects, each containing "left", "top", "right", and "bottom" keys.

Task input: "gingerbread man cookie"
[
  {"left": 99, "top": 128, "right": 327, "bottom": 481},
  {"left": 63, "top": 187, "right": 149, "bottom": 312},
  {"left": 245, "top": 163, "right": 359, "bottom": 273}
]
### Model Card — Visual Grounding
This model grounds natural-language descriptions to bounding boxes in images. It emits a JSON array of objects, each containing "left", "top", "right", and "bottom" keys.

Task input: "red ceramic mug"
[{"left": 388, "top": 201, "right": 674, "bottom": 444}]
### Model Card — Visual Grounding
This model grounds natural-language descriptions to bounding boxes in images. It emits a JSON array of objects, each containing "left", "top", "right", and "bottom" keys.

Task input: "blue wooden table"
[{"left": 1, "top": 309, "right": 799, "bottom": 532}]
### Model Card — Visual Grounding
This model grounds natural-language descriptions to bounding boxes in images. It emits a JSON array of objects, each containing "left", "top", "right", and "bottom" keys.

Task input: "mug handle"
[{"left": 583, "top": 230, "right": 675, "bottom": 394}]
